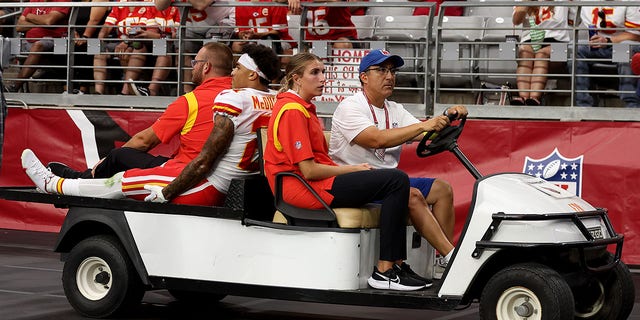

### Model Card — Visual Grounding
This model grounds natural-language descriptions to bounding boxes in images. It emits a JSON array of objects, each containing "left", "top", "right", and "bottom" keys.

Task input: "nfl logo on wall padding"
[{"left": 523, "top": 148, "right": 584, "bottom": 197}]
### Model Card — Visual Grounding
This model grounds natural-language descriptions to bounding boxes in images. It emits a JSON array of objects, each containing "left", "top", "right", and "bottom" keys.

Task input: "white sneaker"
[
  {"left": 21, "top": 149, "right": 60, "bottom": 194},
  {"left": 433, "top": 255, "right": 447, "bottom": 280}
]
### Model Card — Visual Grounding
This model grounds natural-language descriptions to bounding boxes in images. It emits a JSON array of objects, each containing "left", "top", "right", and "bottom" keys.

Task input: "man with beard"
[{"left": 47, "top": 42, "right": 233, "bottom": 179}]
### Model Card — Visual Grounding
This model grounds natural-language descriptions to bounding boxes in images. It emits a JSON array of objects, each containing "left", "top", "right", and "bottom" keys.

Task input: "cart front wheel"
[
  {"left": 480, "top": 263, "right": 574, "bottom": 320},
  {"left": 573, "top": 255, "right": 635, "bottom": 320},
  {"left": 62, "top": 235, "right": 144, "bottom": 318}
]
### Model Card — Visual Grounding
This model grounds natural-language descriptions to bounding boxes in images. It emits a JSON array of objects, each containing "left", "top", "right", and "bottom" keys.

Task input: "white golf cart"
[{"left": 0, "top": 117, "right": 633, "bottom": 319}]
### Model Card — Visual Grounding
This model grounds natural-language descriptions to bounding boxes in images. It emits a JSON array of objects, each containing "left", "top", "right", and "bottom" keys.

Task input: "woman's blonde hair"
[{"left": 279, "top": 52, "right": 321, "bottom": 93}]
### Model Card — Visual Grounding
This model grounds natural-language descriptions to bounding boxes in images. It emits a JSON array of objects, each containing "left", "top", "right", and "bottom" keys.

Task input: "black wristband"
[{"left": 606, "top": 38, "right": 612, "bottom": 43}]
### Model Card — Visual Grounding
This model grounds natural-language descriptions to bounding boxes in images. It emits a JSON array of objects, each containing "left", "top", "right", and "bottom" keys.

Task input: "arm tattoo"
[{"left": 162, "top": 115, "right": 235, "bottom": 201}]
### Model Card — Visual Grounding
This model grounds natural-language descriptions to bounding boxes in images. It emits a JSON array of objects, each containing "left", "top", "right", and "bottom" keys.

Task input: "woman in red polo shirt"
[{"left": 263, "top": 52, "right": 427, "bottom": 292}]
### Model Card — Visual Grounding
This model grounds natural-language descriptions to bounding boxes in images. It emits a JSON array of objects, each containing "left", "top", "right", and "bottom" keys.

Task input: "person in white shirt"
[
  {"left": 329, "top": 49, "right": 467, "bottom": 279},
  {"left": 511, "top": 0, "right": 570, "bottom": 106},
  {"left": 570, "top": 1, "right": 640, "bottom": 107}
]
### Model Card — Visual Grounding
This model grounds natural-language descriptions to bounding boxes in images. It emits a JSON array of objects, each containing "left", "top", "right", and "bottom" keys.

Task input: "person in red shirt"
[
  {"left": 233, "top": 0, "right": 296, "bottom": 61},
  {"left": 264, "top": 52, "right": 427, "bottom": 291},
  {"left": 93, "top": 0, "right": 159, "bottom": 95},
  {"left": 300, "top": 0, "right": 358, "bottom": 49},
  {"left": 7, "top": 0, "right": 70, "bottom": 92},
  {"left": 48, "top": 42, "right": 233, "bottom": 179}
]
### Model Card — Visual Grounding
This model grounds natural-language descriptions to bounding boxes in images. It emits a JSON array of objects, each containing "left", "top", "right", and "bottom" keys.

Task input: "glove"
[{"left": 144, "top": 184, "right": 168, "bottom": 203}]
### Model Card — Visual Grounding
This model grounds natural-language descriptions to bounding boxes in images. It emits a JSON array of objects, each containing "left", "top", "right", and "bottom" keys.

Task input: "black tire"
[
  {"left": 480, "top": 263, "right": 574, "bottom": 320},
  {"left": 168, "top": 289, "right": 226, "bottom": 304},
  {"left": 62, "top": 234, "right": 145, "bottom": 318},
  {"left": 573, "top": 256, "right": 635, "bottom": 320}
]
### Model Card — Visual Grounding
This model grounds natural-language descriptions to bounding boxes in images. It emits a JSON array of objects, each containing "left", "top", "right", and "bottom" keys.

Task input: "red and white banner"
[{"left": 1, "top": 109, "right": 639, "bottom": 264}]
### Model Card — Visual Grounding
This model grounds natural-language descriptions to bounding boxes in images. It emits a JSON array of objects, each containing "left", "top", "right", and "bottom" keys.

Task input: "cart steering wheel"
[{"left": 416, "top": 114, "right": 466, "bottom": 158}]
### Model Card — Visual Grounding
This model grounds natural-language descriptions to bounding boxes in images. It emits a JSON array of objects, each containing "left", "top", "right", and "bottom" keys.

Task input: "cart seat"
[
  {"left": 272, "top": 203, "right": 382, "bottom": 228},
  {"left": 258, "top": 128, "right": 398, "bottom": 229}
]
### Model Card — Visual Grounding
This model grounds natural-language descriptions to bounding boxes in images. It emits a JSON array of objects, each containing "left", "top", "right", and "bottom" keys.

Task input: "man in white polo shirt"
[{"left": 329, "top": 49, "right": 468, "bottom": 279}]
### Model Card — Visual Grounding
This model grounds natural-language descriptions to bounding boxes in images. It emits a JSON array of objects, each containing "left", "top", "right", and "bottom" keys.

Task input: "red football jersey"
[
  {"left": 301, "top": 0, "right": 357, "bottom": 40},
  {"left": 105, "top": 2, "right": 156, "bottom": 37},
  {"left": 235, "top": 0, "right": 294, "bottom": 43},
  {"left": 22, "top": 0, "right": 70, "bottom": 41}
]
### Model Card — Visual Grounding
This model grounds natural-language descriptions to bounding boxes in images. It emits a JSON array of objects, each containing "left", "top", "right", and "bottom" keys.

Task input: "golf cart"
[{"left": 0, "top": 116, "right": 633, "bottom": 319}]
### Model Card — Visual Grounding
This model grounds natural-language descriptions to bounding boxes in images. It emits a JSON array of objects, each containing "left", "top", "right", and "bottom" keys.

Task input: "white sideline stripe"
[
  {"left": 2, "top": 265, "right": 61, "bottom": 272},
  {"left": 0, "top": 289, "right": 66, "bottom": 298},
  {"left": 66, "top": 110, "right": 100, "bottom": 167}
]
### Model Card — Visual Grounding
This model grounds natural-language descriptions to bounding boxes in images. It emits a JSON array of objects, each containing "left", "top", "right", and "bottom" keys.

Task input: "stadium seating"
[
  {"left": 351, "top": 15, "right": 378, "bottom": 40},
  {"left": 477, "top": 15, "right": 519, "bottom": 86},
  {"left": 287, "top": 15, "right": 302, "bottom": 43},
  {"left": 365, "top": 1, "right": 414, "bottom": 17},
  {"left": 373, "top": 15, "right": 431, "bottom": 87},
  {"left": 433, "top": 15, "right": 487, "bottom": 88}
]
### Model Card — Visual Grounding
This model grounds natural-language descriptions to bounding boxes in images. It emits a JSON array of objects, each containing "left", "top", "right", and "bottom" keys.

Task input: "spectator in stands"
[
  {"left": 67, "top": 0, "right": 110, "bottom": 95},
  {"left": 129, "top": 4, "right": 181, "bottom": 96},
  {"left": 5, "top": 0, "right": 70, "bottom": 92},
  {"left": 277, "top": 0, "right": 300, "bottom": 14},
  {"left": 154, "top": 0, "right": 235, "bottom": 93},
  {"left": 279, "top": 0, "right": 366, "bottom": 16},
  {"left": 409, "top": 0, "right": 464, "bottom": 17},
  {"left": 294, "top": 0, "right": 359, "bottom": 49},
  {"left": 571, "top": 4, "right": 640, "bottom": 107},
  {"left": 48, "top": 42, "right": 232, "bottom": 179},
  {"left": 511, "top": 1, "right": 570, "bottom": 106},
  {"left": 329, "top": 49, "right": 466, "bottom": 280},
  {"left": 263, "top": 52, "right": 427, "bottom": 291},
  {"left": 0, "top": 7, "right": 17, "bottom": 38},
  {"left": 93, "top": 0, "right": 160, "bottom": 95},
  {"left": 144, "top": 44, "right": 281, "bottom": 203},
  {"left": 232, "top": 0, "right": 295, "bottom": 66},
  {"left": 22, "top": 44, "right": 280, "bottom": 207}
]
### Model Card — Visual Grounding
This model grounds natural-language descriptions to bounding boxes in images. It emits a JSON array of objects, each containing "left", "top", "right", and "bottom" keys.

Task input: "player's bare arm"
[{"left": 162, "top": 115, "right": 234, "bottom": 200}]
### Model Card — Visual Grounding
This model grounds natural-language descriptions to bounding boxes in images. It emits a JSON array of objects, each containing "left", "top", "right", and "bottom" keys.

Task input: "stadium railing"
[{"left": 1, "top": 1, "right": 639, "bottom": 122}]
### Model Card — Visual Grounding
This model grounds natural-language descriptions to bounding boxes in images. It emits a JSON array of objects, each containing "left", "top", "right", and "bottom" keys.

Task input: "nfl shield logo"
[{"left": 523, "top": 148, "right": 584, "bottom": 197}]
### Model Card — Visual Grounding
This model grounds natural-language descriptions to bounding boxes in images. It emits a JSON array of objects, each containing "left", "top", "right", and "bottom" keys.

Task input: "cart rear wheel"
[
  {"left": 573, "top": 256, "right": 634, "bottom": 320},
  {"left": 62, "top": 235, "right": 144, "bottom": 318},
  {"left": 480, "top": 263, "right": 574, "bottom": 320}
]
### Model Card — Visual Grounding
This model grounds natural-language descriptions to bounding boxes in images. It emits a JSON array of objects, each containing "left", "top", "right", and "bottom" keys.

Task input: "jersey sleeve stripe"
[
  {"left": 624, "top": 20, "right": 640, "bottom": 29},
  {"left": 213, "top": 102, "right": 242, "bottom": 116},
  {"left": 181, "top": 91, "right": 198, "bottom": 135},
  {"left": 272, "top": 102, "right": 310, "bottom": 152}
]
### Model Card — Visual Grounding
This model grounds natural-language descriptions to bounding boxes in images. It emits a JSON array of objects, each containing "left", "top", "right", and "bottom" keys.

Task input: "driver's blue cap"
[{"left": 359, "top": 49, "right": 404, "bottom": 72}]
